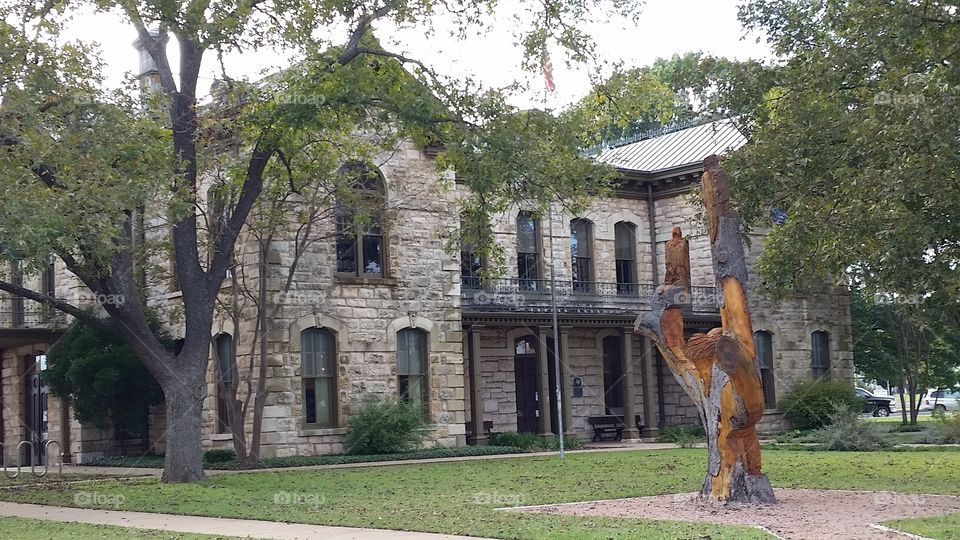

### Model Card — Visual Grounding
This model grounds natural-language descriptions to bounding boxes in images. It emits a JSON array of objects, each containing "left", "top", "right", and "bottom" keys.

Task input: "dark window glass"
[
  {"left": 336, "top": 163, "right": 385, "bottom": 277},
  {"left": 215, "top": 333, "right": 236, "bottom": 434},
  {"left": 811, "top": 331, "right": 831, "bottom": 379},
  {"left": 602, "top": 336, "right": 624, "bottom": 414},
  {"left": 302, "top": 328, "right": 337, "bottom": 427},
  {"left": 516, "top": 212, "right": 540, "bottom": 290},
  {"left": 10, "top": 260, "right": 24, "bottom": 327},
  {"left": 398, "top": 329, "right": 429, "bottom": 416},
  {"left": 570, "top": 219, "right": 593, "bottom": 292},
  {"left": 614, "top": 222, "right": 637, "bottom": 294},
  {"left": 754, "top": 331, "right": 776, "bottom": 408}
]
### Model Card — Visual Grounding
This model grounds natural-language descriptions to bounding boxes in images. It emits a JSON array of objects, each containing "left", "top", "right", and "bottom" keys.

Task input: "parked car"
[
  {"left": 919, "top": 389, "right": 960, "bottom": 414},
  {"left": 855, "top": 387, "right": 896, "bottom": 417}
]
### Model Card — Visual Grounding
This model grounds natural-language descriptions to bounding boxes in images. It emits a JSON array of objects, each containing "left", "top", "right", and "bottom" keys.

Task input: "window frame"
[
  {"left": 754, "top": 330, "right": 776, "bottom": 408},
  {"left": 570, "top": 218, "right": 594, "bottom": 293},
  {"left": 397, "top": 328, "right": 430, "bottom": 417},
  {"left": 516, "top": 211, "right": 541, "bottom": 290},
  {"left": 614, "top": 221, "right": 637, "bottom": 294},
  {"left": 811, "top": 330, "right": 831, "bottom": 379},
  {"left": 301, "top": 327, "right": 339, "bottom": 428},
  {"left": 214, "top": 333, "right": 237, "bottom": 434},
  {"left": 335, "top": 163, "right": 387, "bottom": 278}
]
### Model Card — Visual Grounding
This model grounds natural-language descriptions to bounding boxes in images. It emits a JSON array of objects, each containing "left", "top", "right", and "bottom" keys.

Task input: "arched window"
[
  {"left": 516, "top": 211, "right": 540, "bottom": 290},
  {"left": 214, "top": 333, "right": 236, "bottom": 433},
  {"left": 397, "top": 328, "right": 428, "bottom": 415},
  {"left": 754, "top": 331, "right": 776, "bottom": 407},
  {"left": 336, "top": 163, "right": 386, "bottom": 277},
  {"left": 811, "top": 330, "right": 831, "bottom": 379},
  {"left": 570, "top": 218, "right": 594, "bottom": 292},
  {"left": 614, "top": 222, "right": 637, "bottom": 294},
  {"left": 301, "top": 328, "right": 337, "bottom": 427},
  {"left": 460, "top": 213, "right": 489, "bottom": 290}
]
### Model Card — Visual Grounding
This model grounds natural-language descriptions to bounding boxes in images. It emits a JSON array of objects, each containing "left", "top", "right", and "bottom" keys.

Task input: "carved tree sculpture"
[{"left": 635, "top": 155, "right": 776, "bottom": 504}]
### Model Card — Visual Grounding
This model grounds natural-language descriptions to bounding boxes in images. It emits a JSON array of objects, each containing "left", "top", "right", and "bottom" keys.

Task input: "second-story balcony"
[
  {"left": 461, "top": 277, "right": 719, "bottom": 315},
  {"left": 0, "top": 296, "right": 69, "bottom": 330}
]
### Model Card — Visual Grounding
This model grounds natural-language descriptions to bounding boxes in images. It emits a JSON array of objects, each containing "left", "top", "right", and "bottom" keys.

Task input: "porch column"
[
  {"left": 621, "top": 328, "right": 640, "bottom": 440},
  {"left": 559, "top": 326, "right": 573, "bottom": 435},
  {"left": 536, "top": 327, "right": 553, "bottom": 436},
  {"left": 640, "top": 336, "right": 660, "bottom": 437},
  {"left": 467, "top": 325, "right": 487, "bottom": 445}
]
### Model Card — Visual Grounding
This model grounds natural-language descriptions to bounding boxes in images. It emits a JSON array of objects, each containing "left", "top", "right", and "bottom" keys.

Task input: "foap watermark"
[
  {"left": 273, "top": 93, "right": 327, "bottom": 107},
  {"left": 472, "top": 490, "right": 525, "bottom": 506},
  {"left": 873, "top": 292, "right": 927, "bottom": 306},
  {"left": 873, "top": 492, "right": 925, "bottom": 507},
  {"left": 472, "top": 291, "right": 526, "bottom": 309},
  {"left": 273, "top": 490, "right": 325, "bottom": 507},
  {"left": 74, "top": 491, "right": 126, "bottom": 507},
  {"left": 280, "top": 289, "right": 325, "bottom": 307},
  {"left": 873, "top": 91, "right": 925, "bottom": 107},
  {"left": 77, "top": 292, "right": 126, "bottom": 307}
]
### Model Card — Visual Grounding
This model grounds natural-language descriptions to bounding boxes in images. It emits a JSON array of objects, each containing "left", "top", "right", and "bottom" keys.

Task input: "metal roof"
[{"left": 596, "top": 118, "right": 747, "bottom": 174}]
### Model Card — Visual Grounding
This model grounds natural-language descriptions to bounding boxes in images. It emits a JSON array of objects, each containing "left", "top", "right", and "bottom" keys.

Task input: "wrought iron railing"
[
  {"left": 0, "top": 296, "right": 68, "bottom": 329},
  {"left": 461, "top": 277, "right": 719, "bottom": 314}
]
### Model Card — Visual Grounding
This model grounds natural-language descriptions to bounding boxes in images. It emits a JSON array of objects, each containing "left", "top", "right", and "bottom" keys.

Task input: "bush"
[
  {"left": 660, "top": 425, "right": 706, "bottom": 448},
  {"left": 779, "top": 379, "right": 862, "bottom": 429},
  {"left": 814, "top": 404, "right": 892, "bottom": 451},
  {"left": 486, "top": 432, "right": 583, "bottom": 451},
  {"left": 932, "top": 411, "right": 960, "bottom": 444},
  {"left": 345, "top": 398, "right": 427, "bottom": 455},
  {"left": 203, "top": 448, "right": 237, "bottom": 464}
]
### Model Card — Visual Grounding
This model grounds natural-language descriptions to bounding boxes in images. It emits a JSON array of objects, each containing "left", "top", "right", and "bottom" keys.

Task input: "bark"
[
  {"left": 635, "top": 155, "right": 776, "bottom": 504},
  {"left": 159, "top": 365, "right": 207, "bottom": 483}
]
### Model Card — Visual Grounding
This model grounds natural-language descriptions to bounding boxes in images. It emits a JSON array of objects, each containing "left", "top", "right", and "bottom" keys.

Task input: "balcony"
[
  {"left": 0, "top": 297, "right": 68, "bottom": 330},
  {"left": 461, "top": 277, "right": 719, "bottom": 315}
]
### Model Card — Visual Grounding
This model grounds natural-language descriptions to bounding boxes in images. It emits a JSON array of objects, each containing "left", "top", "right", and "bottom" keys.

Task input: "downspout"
[{"left": 646, "top": 184, "right": 667, "bottom": 431}]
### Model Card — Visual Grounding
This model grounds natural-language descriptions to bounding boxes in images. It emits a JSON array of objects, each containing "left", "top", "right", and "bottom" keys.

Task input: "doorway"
[
  {"left": 514, "top": 337, "right": 539, "bottom": 433},
  {"left": 23, "top": 354, "right": 49, "bottom": 465}
]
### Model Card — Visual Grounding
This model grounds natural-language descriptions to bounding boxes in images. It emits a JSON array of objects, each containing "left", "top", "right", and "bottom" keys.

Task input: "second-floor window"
[
  {"left": 614, "top": 222, "right": 637, "bottom": 294},
  {"left": 516, "top": 211, "right": 540, "bottom": 290},
  {"left": 10, "top": 260, "right": 24, "bottom": 327},
  {"left": 336, "top": 163, "right": 385, "bottom": 278},
  {"left": 570, "top": 219, "right": 594, "bottom": 292},
  {"left": 811, "top": 330, "right": 831, "bottom": 379}
]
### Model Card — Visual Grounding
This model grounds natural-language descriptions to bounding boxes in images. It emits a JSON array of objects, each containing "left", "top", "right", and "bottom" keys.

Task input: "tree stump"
[{"left": 634, "top": 155, "right": 776, "bottom": 504}]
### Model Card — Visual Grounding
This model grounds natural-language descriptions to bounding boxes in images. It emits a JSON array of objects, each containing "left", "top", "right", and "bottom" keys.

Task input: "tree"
[
  {"left": 726, "top": 0, "right": 960, "bottom": 310},
  {"left": 44, "top": 321, "right": 166, "bottom": 452},
  {"left": 0, "top": 0, "right": 634, "bottom": 482},
  {"left": 636, "top": 157, "right": 775, "bottom": 504}
]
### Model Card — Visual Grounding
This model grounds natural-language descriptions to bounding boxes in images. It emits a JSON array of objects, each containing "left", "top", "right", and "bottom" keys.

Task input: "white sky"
[{"left": 61, "top": 0, "right": 772, "bottom": 110}]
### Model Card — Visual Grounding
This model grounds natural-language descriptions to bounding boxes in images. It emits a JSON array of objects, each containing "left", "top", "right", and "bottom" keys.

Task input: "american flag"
[{"left": 543, "top": 54, "right": 556, "bottom": 94}]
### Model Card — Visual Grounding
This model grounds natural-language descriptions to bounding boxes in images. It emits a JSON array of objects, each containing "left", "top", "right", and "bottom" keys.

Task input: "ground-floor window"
[
  {"left": 397, "top": 328, "right": 429, "bottom": 416},
  {"left": 302, "top": 328, "right": 337, "bottom": 427}
]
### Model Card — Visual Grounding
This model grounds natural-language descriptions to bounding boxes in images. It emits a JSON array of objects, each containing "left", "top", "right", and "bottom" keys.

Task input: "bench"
[
  {"left": 588, "top": 415, "right": 645, "bottom": 442},
  {"left": 465, "top": 420, "right": 494, "bottom": 437}
]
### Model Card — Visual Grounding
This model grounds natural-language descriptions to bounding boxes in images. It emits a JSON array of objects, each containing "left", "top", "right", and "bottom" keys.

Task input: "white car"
[{"left": 919, "top": 389, "right": 960, "bottom": 414}]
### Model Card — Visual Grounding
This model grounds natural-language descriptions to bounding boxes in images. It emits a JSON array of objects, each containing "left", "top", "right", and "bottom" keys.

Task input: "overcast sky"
[{"left": 61, "top": 0, "right": 772, "bottom": 110}]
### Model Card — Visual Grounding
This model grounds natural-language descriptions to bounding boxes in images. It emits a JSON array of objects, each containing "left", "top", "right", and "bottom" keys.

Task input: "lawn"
[
  {"left": 0, "top": 516, "right": 226, "bottom": 539},
  {"left": 2, "top": 449, "right": 960, "bottom": 539}
]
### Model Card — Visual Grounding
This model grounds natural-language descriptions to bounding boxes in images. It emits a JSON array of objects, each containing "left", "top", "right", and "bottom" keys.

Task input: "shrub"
[
  {"left": 345, "top": 398, "right": 427, "bottom": 455},
  {"left": 890, "top": 423, "right": 925, "bottom": 433},
  {"left": 814, "top": 403, "right": 892, "bottom": 451},
  {"left": 932, "top": 411, "right": 960, "bottom": 444},
  {"left": 487, "top": 432, "right": 543, "bottom": 450},
  {"left": 779, "top": 379, "right": 862, "bottom": 429},
  {"left": 203, "top": 448, "right": 237, "bottom": 464},
  {"left": 660, "top": 425, "right": 706, "bottom": 448}
]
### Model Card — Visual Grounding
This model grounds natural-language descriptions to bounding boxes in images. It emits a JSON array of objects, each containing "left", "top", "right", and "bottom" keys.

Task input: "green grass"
[
  {"left": 0, "top": 516, "right": 227, "bottom": 539},
  {"left": 3, "top": 449, "right": 960, "bottom": 539},
  {"left": 887, "top": 513, "right": 960, "bottom": 539}
]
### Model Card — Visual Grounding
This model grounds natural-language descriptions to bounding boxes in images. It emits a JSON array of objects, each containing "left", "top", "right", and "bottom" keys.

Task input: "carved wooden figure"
[{"left": 635, "top": 155, "right": 776, "bottom": 504}]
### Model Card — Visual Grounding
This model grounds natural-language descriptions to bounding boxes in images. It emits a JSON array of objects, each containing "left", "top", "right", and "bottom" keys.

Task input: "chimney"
[{"left": 132, "top": 29, "right": 168, "bottom": 97}]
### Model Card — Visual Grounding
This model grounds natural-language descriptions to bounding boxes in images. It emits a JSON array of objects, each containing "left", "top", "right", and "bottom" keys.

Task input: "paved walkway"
[{"left": 0, "top": 501, "right": 491, "bottom": 539}]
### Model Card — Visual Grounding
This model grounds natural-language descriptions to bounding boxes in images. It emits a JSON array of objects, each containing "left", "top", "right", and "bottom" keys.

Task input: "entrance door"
[
  {"left": 23, "top": 355, "right": 49, "bottom": 465},
  {"left": 514, "top": 337, "right": 539, "bottom": 433}
]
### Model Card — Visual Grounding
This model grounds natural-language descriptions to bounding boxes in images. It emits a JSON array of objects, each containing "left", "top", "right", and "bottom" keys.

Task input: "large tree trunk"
[
  {"left": 159, "top": 369, "right": 207, "bottom": 483},
  {"left": 635, "top": 155, "right": 776, "bottom": 504}
]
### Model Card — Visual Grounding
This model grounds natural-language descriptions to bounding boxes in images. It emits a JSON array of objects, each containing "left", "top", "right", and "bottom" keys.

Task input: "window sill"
[
  {"left": 300, "top": 427, "right": 349, "bottom": 436},
  {"left": 335, "top": 275, "right": 397, "bottom": 286},
  {"left": 210, "top": 433, "right": 233, "bottom": 441},
  {"left": 162, "top": 290, "right": 183, "bottom": 300}
]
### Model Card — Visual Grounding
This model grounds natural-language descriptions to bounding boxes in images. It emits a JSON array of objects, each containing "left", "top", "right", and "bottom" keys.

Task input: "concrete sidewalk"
[{"left": 0, "top": 501, "right": 492, "bottom": 540}]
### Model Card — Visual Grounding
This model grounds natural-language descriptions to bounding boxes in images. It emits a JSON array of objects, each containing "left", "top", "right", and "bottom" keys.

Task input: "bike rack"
[{"left": 1, "top": 439, "right": 63, "bottom": 479}]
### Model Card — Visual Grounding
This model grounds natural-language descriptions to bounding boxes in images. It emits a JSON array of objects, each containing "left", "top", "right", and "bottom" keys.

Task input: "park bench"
[{"left": 587, "top": 415, "right": 645, "bottom": 442}]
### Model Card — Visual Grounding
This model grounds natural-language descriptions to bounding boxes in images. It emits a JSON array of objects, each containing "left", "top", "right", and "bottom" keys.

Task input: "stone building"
[{"left": 0, "top": 118, "right": 853, "bottom": 463}]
